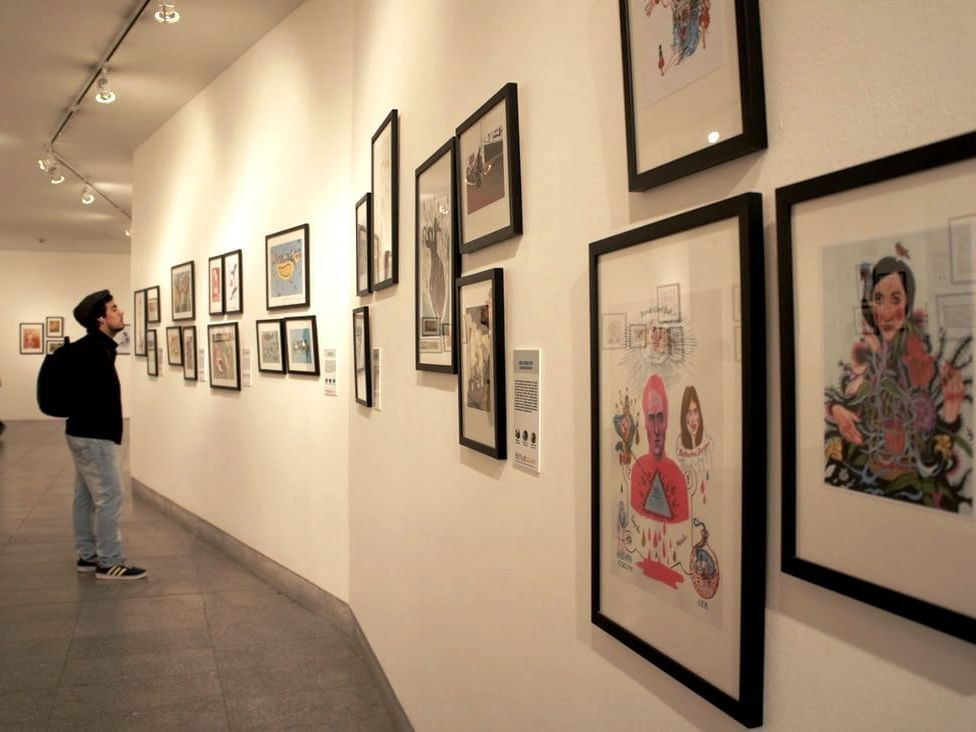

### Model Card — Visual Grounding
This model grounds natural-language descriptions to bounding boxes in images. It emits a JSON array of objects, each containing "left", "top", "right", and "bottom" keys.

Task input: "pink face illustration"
[{"left": 872, "top": 272, "right": 907, "bottom": 343}]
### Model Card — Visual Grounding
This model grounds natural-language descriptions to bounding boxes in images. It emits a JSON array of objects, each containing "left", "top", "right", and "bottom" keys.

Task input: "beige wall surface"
[{"left": 131, "top": 0, "right": 976, "bottom": 729}]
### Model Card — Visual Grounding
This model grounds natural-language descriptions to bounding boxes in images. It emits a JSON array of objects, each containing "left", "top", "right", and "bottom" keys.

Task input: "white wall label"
[
  {"left": 241, "top": 347, "right": 252, "bottom": 387},
  {"left": 513, "top": 349, "right": 541, "bottom": 474},
  {"left": 323, "top": 347, "right": 337, "bottom": 396},
  {"left": 198, "top": 347, "right": 206, "bottom": 382}
]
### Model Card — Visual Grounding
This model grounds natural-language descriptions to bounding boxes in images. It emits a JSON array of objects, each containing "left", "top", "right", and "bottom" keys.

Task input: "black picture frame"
[
  {"left": 146, "top": 285, "right": 161, "bottom": 324},
  {"left": 589, "top": 193, "right": 766, "bottom": 727},
  {"left": 133, "top": 288, "right": 147, "bottom": 356},
  {"left": 223, "top": 249, "right": 243, "bottom": 314},
  {"left": 207, "top": 322, "right": 241, "bottom": 391},
  {"left": 19, "top": 322, "right": 43, "bottom": 354},
  {"left": 371, "top": 109, "right": 399, "bottom": 291},
  {"left": 456, "top": 268, "right": 506, "bottom": 458},
  {"left": 146, "top": 329, "right": 158, "bottom": 376},
  {"left": 255, "top": 319, "right": 286, "bottom": 374},
  {"left": 165, "top": 326, "right": 183, "bottom": 367},
  {"left": 356, "top": 192, "right": 372, "bottom": 296},
  {"left": 353, "top": 306, "right": 372, "bottom": 407},
  {"left": 170, "top": 262, "right": 195, "bottom": 321},
  {"left": 619, "top": 0, "right": 767, "bottom": 191},
  {"left": 44, "top": 316, "right": 64, "bottom": 338},
  {"left": 456, "top": 82, "right": 522, "bottom": 253},
  {"left": 208, "top": 255, "right": 224, "bottom": 315},
  {"left": 283, "top": 315, "right": 320, "bottom": 376},
  {"left": 266, "top": 224, "right": 310, "bottom": 310},
  {"left": 777, "top": 131, "right": 976, "bottom": 645},
  {"left": 182, "top": 326, "right": 197, "bottom": 381},
  {"left": 415, "top": 138, "right": 460, "bottom": 373}
]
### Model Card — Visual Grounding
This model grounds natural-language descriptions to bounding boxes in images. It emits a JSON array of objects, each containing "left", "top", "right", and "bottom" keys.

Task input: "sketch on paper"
[
  {"left": 465, "top": 120, "right": 505, "bottom": 215},
  {"left": 464, "top": 304, "right": 492, "bottom": 412}
]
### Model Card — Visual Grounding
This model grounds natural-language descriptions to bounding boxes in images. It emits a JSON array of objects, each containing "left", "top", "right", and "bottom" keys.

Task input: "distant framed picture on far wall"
[
  {"left": 266, "top": 224, "right": 310, "bottom": 310},
  {"left": 171, "top": 261, "right": 195, "bottom": 321},
  {"left": 371, "top": 109, "right": 399, "bottom": 291},
  {"left": 19, "top": 323, "right": 43, "bottom": 354},
  {"left": 45, "top": 316, "right": 63, "bottom": 338}
]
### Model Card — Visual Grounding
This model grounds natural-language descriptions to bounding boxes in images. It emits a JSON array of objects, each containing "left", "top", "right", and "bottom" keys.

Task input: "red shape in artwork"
[{"left": 636, "top": 556, "right": 684, "bottom": 588}]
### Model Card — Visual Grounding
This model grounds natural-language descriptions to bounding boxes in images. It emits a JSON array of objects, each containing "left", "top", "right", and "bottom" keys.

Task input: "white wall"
[
  {"left": 0, "top": 249, "right": 130, "bottom": 420},
  {"left": 131, "top": 0, "right": 976, "bottom": 729}
]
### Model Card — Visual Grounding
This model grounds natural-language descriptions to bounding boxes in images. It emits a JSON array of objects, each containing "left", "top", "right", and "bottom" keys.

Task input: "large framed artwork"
[
  {"left": 618, "top": 0, "right": 767, "bottom": 191},
  {"left": 146, "top": 329, "right": 158, "bottom": 376},
  {"left": 456, "top": 268, "right": 506, "bottom": 458},
  {"left": 19, "top": 323, "right": 43, "bottom": 354},
  {"left": 415, "top": 138, "right": 459, "bottom": 373},
  {"left": 371, "top": 110, "right": 399, "bottom": 291},
  {"left": 256, "top": 319, "right": 285, "bottom": 374},
  {"left": 589, "top": 193, "right": 766, "bottom": 727},
  {"left": 208, "top": 322, "right": 241, "bottom": 391},
  {"left": 353, "top": 307, "right": 372, "bottom": 407},
  {"left": 266, "top": 224, "right": 310, "bottom": 310},
  {"left": 208, "top": 255, "right": 224, "bottom": 315},
  {"left": 777, "top": 131, "right": 976, "bottom": 644},
  {"left": 182, "top": 326, "right": 197, "bottom": 381},
  {"left": 134, "top": 289, "right": 147, "bottom": 356},
  {"left": 223, "top": 249, "right": 243, "bottom": 314},
  {"left": 165, "top": 326, "right": 183, "bottom": 367},
  {"left": 356, "top": 193, "right": 372, "bottom": 296},
  {"left": 171, "top": 262, "right": 195, "bottom": 321},
  {"left": 146, "top": 285, "right": 161, "bottom": 324},
  {"left": 283, "top": 315, "right": 320, "bottom": 375},
  {"left": 456, "top": 82, "right": 522, "bottom": 253}
]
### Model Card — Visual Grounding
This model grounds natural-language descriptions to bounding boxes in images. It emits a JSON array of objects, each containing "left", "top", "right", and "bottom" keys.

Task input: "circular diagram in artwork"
[{"left": 690, "top": 519, "right": 720, "bottom": 599}]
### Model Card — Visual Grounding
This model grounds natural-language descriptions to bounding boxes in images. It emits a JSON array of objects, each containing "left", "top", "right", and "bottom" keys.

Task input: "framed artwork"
[
  {"left": 256, "top": 319, "right": 285, "bottom": 373},
  {"left": 223, "top": 249, "right": 243, "bottom": 314},
  {"left": 589, "top": 192, "right": 766, "bottom": 727},
  {"left": 182, "top": 326, "right": 197, "bottom": 381},
  {"left": 619, "top": 0, "right": 767, "bottom": 191},
  {"left": 133, "top": 289, "right": 147, "bottom": 356},
  {"left": 146, "top": 286, "right": 161, "bottom": 324},
  {"left": 371, "top": 109, "right": 399, "bottom": 291},
  {"left": 114, "top": 326, "right": 131, "bottom": 354},
  {"left": 353, "top": 306, "right": 372, "bottom": 407},
  {"left": 777, "top": 131, "right": 976, "bottom": 644},
  {"left": 208, "top": 255, "right": 224, "bottom": 315},
  {"left": 456, "top": 268, "right": 506, "bottom": 458},
  {"left": 207, "top": 322, "right": 241, "bottom": 391},
  {"left": 45, "top": 339, "right": 66, "bottom": 354},
  {"left": 456, "top": 82, "right": 522, "bottom": 253},
  {"left": 356, "top": 193, "right": 372, "bottom": 296},
  {"left": 45, "top": 316, "right": 64, "bottom": 338},
  {"left": 146, "top": 329, "right": 158, "bottom": 376},
  {"left": 171, "top": 262, "right": 195, "bottom": 321},
  {"left": 266, "top": 224, "right": 310, "bottom": 310},
  {"left": 656, "top": 283, "right": 681, "bottom": 323},
  {"left": 19, "top": 323, "right": 43, "bottom": 354},
  {"left": 283, "top": 316, "right": 320, "bottom": 375},
  {"left": 415, "top": 138, "right": 460, "bottom": 373},
  {"left": 166, "top": 326, "right": 183, "bottom": 367}
]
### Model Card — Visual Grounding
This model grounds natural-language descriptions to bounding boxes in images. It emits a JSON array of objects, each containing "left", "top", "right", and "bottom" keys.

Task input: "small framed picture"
[
  {"left": 166, "top": 326, "right": 183, "bottom": 366},
  {"left": 171, "top": 261, "right": 195, "bottom": 321},
  {"left": 266, "top": 224, "right": 310, "bottom": 310},
  {"left": 456, "top": 82, "right": 522, "bottom": 253},
  {"left": 457, "top": 268, "right": 506, "bottom": 458},
  {"left": 208, "top": 322, "right": 241, "bottom": 390},
  {"left": 256, "top": 319, "right": 285, "bottom": 373},
  {"left": 208, "top": 255, "right": 224, "bottom": 315},
  {"left": 371, "top": 110, "right": 399, "bottom": 291},
  {"left": 356, "top": 193, "right": 372, "bottom": 296},
  {"left": 146, "top": 286, "right": 161, "bottom": 324},
  {"left": 283, "top": 316, "right": 320, "bottom": 375},
  {"left": 182, "top": 326, "right": 197, "bottom": 381},
  {"left": 45, "top": 316, "right": 64, "bottom": 338},
  {"left": 19, "top": 323, "right": 43, "bottom": 354},
  {"left": 146, "top": 329, "right": 158, "bottom": 376},
  {"left": 223, "top": 249, "right": 243, "bottom": 314},
  {"left": 353, "top": 306, "right": 372, "bottom": 407},
  {"left": 45, "top": 338, "right": 66, "bottom": 354},
  {"left": 134, "top": 289, "right": 147, "bottom": 356},
  {"left": 656, "top": 282, "right": 681, "bottom": 323}
]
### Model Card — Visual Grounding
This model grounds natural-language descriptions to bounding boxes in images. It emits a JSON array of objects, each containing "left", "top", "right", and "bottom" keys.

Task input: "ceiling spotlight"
[
  {"left": 154, "top": 2, "right": 181, "bottom": 23},
  {"left": 94, "top": 68, "right": 116, "bottom": 104},
  {"left": 81, "top": 186, "right": 96, "bottom": 205},
  {"left": 49, "top": 166, "right": 65, "bottom": 185},
  {"left": 124, "top": 227, "right": 131, "bottom": 238}
]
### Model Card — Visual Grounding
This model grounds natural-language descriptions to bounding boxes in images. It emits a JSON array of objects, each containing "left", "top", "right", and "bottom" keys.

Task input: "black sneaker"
[
  {"left": 95, "top": 564, "right": 148, "bottom": 581},
  {"left": 76, "top": 557, "right": 98, "bottom": 573}
]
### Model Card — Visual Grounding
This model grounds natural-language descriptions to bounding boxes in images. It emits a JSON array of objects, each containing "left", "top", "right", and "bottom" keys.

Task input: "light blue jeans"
[{"left": 65, "top": 435, "right": 125, "bottom": 568}]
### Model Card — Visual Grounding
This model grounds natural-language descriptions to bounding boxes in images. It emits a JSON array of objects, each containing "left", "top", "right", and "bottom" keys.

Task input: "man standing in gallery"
[{"left": 66, "top": 290, "right": 147, "bottom": 581}]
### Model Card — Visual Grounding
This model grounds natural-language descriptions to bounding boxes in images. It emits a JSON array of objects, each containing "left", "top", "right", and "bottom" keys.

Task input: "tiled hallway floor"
[{"left": 0, "top": 420, "right": 394, "bottom": 730}]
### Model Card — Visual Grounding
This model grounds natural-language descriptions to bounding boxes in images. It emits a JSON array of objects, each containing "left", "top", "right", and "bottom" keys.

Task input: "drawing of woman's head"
[
  {"left": 862, "top": 256, "right": 915, "bottom": 343},
  {"left": 680, "top": 385, "right": 704, "bottom": 450}
]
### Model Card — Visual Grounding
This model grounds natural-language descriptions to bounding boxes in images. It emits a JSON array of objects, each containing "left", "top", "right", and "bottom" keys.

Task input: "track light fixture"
[
  {"left": 154, "top": 2, "right": 181, "bottom": 23},
  {"left": 50, "top": 166, "right": 66, "bottom": 185},
  {"left": 38, "top": 154, "right": 66, "bottom": 184},
  {"left": 81, "top": 186, "right": 96, "bottom": 205},
  {"left": 94, "top": 68, "right": 116, "bottom": 104}
]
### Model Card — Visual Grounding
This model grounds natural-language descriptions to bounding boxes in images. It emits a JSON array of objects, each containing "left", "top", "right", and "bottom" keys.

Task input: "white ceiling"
[{"left": 0, "top": 0, "right": 305, "bottom": 254}]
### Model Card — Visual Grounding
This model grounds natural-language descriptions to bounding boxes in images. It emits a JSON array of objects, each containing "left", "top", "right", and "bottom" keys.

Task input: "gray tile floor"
[{"left": 0, "top": 420, "right": 394, "bottom": 730}]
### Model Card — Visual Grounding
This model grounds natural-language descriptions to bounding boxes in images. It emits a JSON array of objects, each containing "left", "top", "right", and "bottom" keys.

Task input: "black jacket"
[{"left": 66, "top": 331, "right": 122, "bottom": 445}]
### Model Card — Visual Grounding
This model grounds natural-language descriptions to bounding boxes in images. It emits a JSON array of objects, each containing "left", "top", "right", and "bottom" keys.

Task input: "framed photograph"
[
  {"left": 166, "top": 326, "right": 183, "bottom": 367},
  {"left": 45, "top": 316, "right": 64, "bottom": 338},
  {"left": 619, "top": 0, "right": 767, "bottom": 191},
  {"left": 171, "top": 262, "right": 195, "bottom": 321},
  {"left": 223, "top": 249, "right": 243, "bottom": 314},
  {"left": 283, "top": 316, "right": 320, "bottom": 375},
  {"left": 457, "top": 268, "right": 506, "bottom": 458},
  {"left": 208, "top": 322, "right": 241, "bottom": 391},
  {"left": 256, "top": 319, "right": 285, "bottom": 373},
  {"left": 146, "top": 286, "right": 161, "bottom": 324},
  {"left": 133, "top": 289, "right": 147, "bottom": 356},
  {"left": 182, "top": 326, "right": 197, "bottom": 381},
  {"left": 456, "top": 82, "right": 522, "bottom": 253},
  {"left": 353, "top": 306, "right": 372, "bottom": 407},
  {"left": 19, "top": 323, "right": 43, "bottom": 354},
  {"left": 114, "top": 326, "right": 131, "bottom": 355},
  {"left": 146, "top": 329, "right": 158, "bottom": 376},
  {"left": 589, "top": 192, "right": 766, "bottom": 727},
  {"left": 777, "top": 131, "right": 976, "bottom": 644},
  {"left": 416, "top": 138, "right": 460, "bottom": 373},
  {"left": 208, "top": 255, "right": 224, "bottom": 315},
  {"left": 45, "top": 338, "right": 66, "bottom": 354},
  {"left": 371, "top": 109, "right": 399, "bottom": 291},
  {"left": 266, "top": 224, "right": 310, "bottom": 310},
  {"left": 356, "top": 193, "right": 372, "bottom": 296}
]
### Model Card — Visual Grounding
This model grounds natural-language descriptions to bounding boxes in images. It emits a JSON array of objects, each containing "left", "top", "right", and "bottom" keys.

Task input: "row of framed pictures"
[
  {"left": 18, "top": 317, "right": 65, "bottom": 355},
  {"left": 144, "top": 323, "right": 240, "bottom": 389},
  {"left": 589, "top": 131, "right": 976, "bottom": 727}
]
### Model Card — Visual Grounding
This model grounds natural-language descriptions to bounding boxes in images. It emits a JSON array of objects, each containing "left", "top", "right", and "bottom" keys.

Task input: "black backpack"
[{"left": 36, "top": 339, "right": 77, "bottom": 417}]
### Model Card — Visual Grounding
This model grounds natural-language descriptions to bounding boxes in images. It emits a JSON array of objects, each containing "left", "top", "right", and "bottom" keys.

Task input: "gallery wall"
[
  {"left": 131, "top": 0, "right": 976, "bottom": 729},
  {"left": 0, "top": 249, "right": 131, "bottom": 421}
]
